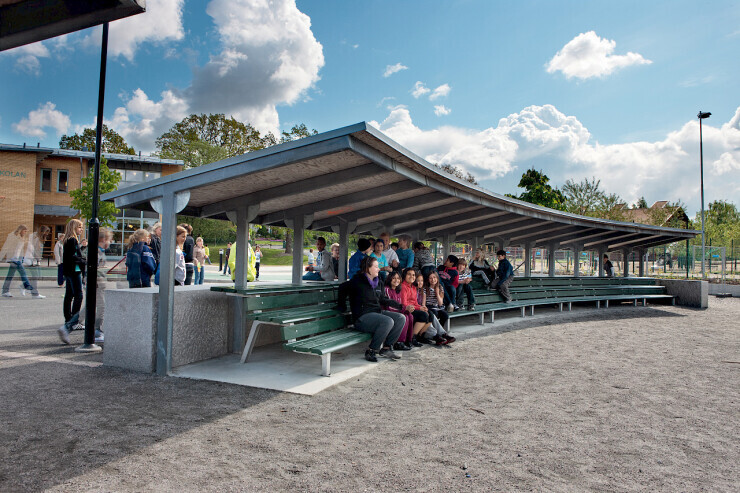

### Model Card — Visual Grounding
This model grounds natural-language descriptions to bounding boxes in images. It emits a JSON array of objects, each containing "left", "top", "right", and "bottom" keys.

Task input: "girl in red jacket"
[{"left": 399, "top": 267, "right": 431, "bottom": 347}]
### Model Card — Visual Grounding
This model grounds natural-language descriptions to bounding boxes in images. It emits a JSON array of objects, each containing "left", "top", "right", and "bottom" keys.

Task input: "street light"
[{"left": 698, "top": 111, "right": 711, "bottom": 279}]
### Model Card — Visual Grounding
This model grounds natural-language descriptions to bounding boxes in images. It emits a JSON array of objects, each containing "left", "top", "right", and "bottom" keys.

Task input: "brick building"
[{"left": 0, "top": 144, "right": 183, "bottom": 259}]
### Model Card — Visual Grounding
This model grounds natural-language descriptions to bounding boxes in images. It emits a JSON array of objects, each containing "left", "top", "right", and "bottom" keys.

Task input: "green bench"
[{"left": 214, "top": 283, "right": 367, "bottom": 376}]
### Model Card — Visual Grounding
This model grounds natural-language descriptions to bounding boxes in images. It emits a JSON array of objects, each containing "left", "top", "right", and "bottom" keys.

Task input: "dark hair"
[
  {"left": 603, "top": 254, "right": 609, "bottom": 259},
  {"left": 496, "top": 250, "right": 507, "bottom": 256},
  {"left": 446, "top": 254, "right": 459, "bottom": 267},
  {"left": 412, "top": 241, "right": 425, "bottom": 250},
  {"left": 401, "top": 267, "right": 416, "bottom": 282},
  {"left": 385, "top": 271, "right": 402, "bottom": 292},
  {"left": 374, "top": 238, "right": 385, "bottom": 248},
  {"left": 390, "top": 242, "right": 399, "bottom": 248},
  {"left": 357, "top": 238, "right": 371, "bottom": 251},
  {"left": 317, "top": 237, "right": 326, "bottom": 244},
  {"left": 360, "top": 255, "right": 377, "bottom": 274}
]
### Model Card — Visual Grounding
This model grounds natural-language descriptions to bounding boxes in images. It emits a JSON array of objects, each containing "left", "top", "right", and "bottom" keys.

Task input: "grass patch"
[{"left": 206, "top": 243, "right": 306, "bottom": 266}]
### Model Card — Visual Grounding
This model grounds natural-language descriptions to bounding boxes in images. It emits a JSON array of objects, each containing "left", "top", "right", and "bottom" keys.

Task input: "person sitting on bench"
[
  {"left": 348, "top": 238, "right": 373, "bottom": 279},
  {"left": 437, "top": 255, "right": 460, "bottom": 312},
  {"left": 338, "top": 256, "right": 406, "bottom": 362},
  {"left": 455, "top": 258, "right": 475, "bottom": 310},
  {"left": 491, "top": 249, "right": 514, "bottom": 302},
  {"left": 604, "top": 254, "right": 614, "bottom": 277},
  {"left": 303, "top": 237, "right": 334, "bottom": 281},
  {"left": 469, "top": 248, "right": 495, "bottom": 285}
]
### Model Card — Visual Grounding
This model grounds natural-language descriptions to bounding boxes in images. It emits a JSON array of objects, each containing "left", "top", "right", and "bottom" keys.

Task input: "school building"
[{"left": 0, "top": 143, "right": 183, "bottom": 259}]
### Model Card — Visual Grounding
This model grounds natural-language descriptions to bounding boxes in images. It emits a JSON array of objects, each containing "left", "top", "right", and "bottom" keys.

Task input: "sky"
[{"left": 1, "top": 0, "right": 738, "bottom": 217}]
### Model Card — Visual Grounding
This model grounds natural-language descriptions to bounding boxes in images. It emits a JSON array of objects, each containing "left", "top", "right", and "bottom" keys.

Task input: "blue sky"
[{"left": 1, "top": 0, "right": 738, "bottom": 216}]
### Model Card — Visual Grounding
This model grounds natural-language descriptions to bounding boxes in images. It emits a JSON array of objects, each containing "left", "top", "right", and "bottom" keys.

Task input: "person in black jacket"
[
  {"left": 58, "top": 219, "right": 87, "bottom": 344},
  {"left": 180, "top": 223, "right": 195, "bottom": 285},
  {"left": 337, "top": 256, "right": 406, "bottom": 362},
  {"left": 149, "top": 222, "right": 162, "bottom": 266}
]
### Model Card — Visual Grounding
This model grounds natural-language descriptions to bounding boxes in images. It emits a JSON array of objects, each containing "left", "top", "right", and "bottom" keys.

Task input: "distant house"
[{"left": 616, "top": 201, "right": 689, "bottom": 228}]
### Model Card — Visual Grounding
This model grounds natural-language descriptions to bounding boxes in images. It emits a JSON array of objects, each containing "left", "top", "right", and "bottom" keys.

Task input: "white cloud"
[
  {"left": 383, "top": 62, "right": 408, "bottom": 77},
  {"left": 82, "top": 0, "right": 184, "bottom": 61},
  {"left": 107, "top": 89, "right": 188, "bottom": 151},
  {"left": 429, "top": 83, "right": 451, "bottom": 101},
  {"left": 546, "top": 31, "right": 652, "bottom": 80},
  {"left": 4, "top": 42, "right": 50, "bottom": 76},
  {"left": 185, "top": 0, "right": 324, "bottom": 136},
  {"left": 12, "top": 102, "right": 71, "bottom": 138},
  {"left": 434, "top": 105, "right": 451, "bottom": 116},
  {"left": 369, "top": 104, "right": 740, "bottom": 215},
  {"left": 412, "top": 81, "right": 430, "bottom": 98}
]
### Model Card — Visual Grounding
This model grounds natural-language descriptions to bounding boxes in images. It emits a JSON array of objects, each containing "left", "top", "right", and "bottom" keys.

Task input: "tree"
[
  {"left": 69, "top": 158, "right": 122, "bottom": 227},
  {"left": 562, "top": 177, "right": 604, "bottom": 215},
  {"left": 59, "top": 124, "right": 135, "bottom": 154},
  {"left": 177, "top": 215, "right": 236, "bottom": 244},
  {"left": 155, "top": 114, "right": 274, "bottom": 168},
  {"left": 280, "top": 123, "right": 318, "bottom": 143},
  {"left": 693, "top": 200, "right": 740, "bottom": 249},
  {"left": 509, "top": 168, "right": 566, "bottom": 210},
  {"left": 438, "top": 163, "right": 478, "bottom": 184},
  {"left": 634, "top": 196, "right": 648, "bottom": 209}
]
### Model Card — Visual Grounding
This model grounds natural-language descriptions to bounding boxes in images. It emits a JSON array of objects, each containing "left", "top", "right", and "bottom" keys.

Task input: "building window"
[
  {"left": 57, "top": 170, "right": 69, "bottom": 192},
  {"left": 40, "top": 168, "right": 52, "bottom": 192}
]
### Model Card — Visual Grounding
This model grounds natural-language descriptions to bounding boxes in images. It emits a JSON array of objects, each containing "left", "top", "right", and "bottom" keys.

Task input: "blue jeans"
[
  {"left": 441, "top": 282, "right": 456, "bottom": 307},
  {"left": 3, "top": 260, "right": 36, "bottom": 294},
  {"left": 302, "top": 271, "right": 323, "bottom": 281},
  {"left": 57, "top": 264, "right": 65, "bottom": 286},
  {"left": 195, "top": 265, "right": 205, "bottom": 284}
]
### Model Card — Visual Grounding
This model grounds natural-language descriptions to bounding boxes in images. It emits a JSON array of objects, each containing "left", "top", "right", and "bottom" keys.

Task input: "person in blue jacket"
[
  {"left": 347, "top": 238, "right": 373, "bottom": 279},
  {"left": 491, "top": 249, "right": 514, "bottom": 302},
  {"left": 126, "top": 229, "right": 157, "bottom": 288}
]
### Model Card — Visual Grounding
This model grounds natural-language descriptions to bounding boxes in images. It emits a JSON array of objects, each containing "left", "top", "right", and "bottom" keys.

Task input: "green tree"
[
  {"left": 562, "top": 177, "right": 604, "bottom": 215},
  {"left": 509, "top": 168, "right": 566, "bottom": 210},
  {"left": 155, "top": 113, "right": 274, "bottom": 168},
  {"left": 634, "top": 196, "right": 648, "bottom": 209},
  {"left": 69, "top": 158, "right": 122, "bottom": 227},
  {"left": 59, "top": 124, "right": 135, "bottom": 154},
  {"left": 693, "top": 200, "right": 740, "bottom": 249},
  {"left": 177, "top": 215, "right": 236, "bottom": 244},
  {"left": 280, "top": 123, "right": 318, "bottom": 143}
]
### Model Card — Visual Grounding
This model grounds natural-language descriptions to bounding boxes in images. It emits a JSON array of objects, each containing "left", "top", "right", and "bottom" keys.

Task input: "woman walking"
[
  {"left": 58, "top": 219, "right": 87, "bottom": 344},
  {"left": 194, "top": 237, "right": 206, "bottom": 285},
  {"left": 1, "top": 225, "right": 45, "bottom": 298}
]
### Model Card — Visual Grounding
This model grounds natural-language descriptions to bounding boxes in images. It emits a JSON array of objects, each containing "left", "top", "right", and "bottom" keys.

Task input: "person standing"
[
  {"left": 58, "top": 219, "right": 87, "bottom": 344},
  {"left": 80, "top": 228, "right": 113, "bottom": 343},
  {"left": 54, "top": 233, "right": 65, "bottom": 287},
  {"left": 307, "top": 248, "right": 315, "bottom": 269},
  {"left": 204, "top": 243, "right": 211, "bottom": 264},
  {"left": 254, "top": 246, "right": 262, "bottom": 280},
  {"left": 194, "top": 237, "right": 206, "bottom": 285},
  {"left": 223, "top": 242, "right": 232, "bottom": 275},
  {"left": 125, "top": 229, "right": 156, "bottom": 288},
  {"left": 175, "top": 226, "right": 187, "bottom": 286},
  {"left": 149, "top": 222, "right": 162, "bottom": 267},
  {"left": 604, "top": 254, "right": 614, "bottom": 277},
  {"left": 180, "top": 223, "right": 195, "bottom": 285},
  {"left": 1, "top": 225, "right": 45, "bottom": 298}
]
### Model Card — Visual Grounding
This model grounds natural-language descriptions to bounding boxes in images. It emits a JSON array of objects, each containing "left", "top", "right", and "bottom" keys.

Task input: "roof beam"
[
  {"left": 532, "top": 227, "right": 597, "bottom": 245},
  {"left": 447, "top": 216, "right": 541, "bottom": 239},
  {"left": 609, "top": 235, "right": 665, "bottom": 249},
  {"left": 585, "top": 233, "right": 642, "bottom": 249},
  {"left": 424, "top": 209, "right": 510, "bottom": 234},
  {"left": 509, "top": 224, "right": 573, "bottom": 242},
  {"left": 257, "top": 179, "right": 419, "bottom": 225},
  {"left": 200, "top": 164, "right": 380, "bottom": 218}
]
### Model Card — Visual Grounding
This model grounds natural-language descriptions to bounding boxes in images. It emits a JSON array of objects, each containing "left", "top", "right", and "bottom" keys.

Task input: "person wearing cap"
[{"left": 492, "top": 249, "right": 514, "bottom": 302}]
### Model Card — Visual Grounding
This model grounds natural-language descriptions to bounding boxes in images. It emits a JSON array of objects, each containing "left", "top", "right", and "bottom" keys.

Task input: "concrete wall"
[
  {"left": 103, "top": 285, "right": 233, "bottom": 372},
  {"left": 656, "top": 279, "right": 708, "bottom": 308},
  {"left": 708, "top": 283, "right": 739, "bottom": 297}
]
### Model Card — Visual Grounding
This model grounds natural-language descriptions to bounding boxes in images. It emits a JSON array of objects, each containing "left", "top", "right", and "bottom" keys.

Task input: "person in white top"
[
  {"left": 379, "top": 232, "right": 399, "bottom": 270},
  {"left": 54, "top": 233, "right": 65, "bottom": 287}
]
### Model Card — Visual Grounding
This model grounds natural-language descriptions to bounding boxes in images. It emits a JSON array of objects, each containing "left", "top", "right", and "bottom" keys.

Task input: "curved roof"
[{"left": 102, "top": 122, "right": 697, "bottom": 251}]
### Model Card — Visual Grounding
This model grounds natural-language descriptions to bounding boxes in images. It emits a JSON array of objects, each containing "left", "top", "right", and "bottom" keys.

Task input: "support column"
[
  {"left": 638, "top": 248, "right": 646, "bottom": 277},
  {"left": 151, "top": 189, "right": 189, "bottom": 376},
  {"left": 226, "top": 204, "right": 259, "bottom": 354},
  {"left": 442, "top": 233, "right": 455, "bottom": 261},
  {"left": 572, "top": 244, "right": 583, "bottom": 277},
  {"left": 598, "top": 248, "right": 606, "bottom": 277},
  {"left": 524, "top": 242, "right": 534, "bottom": 277},
  {"left": 332, "top": 218, "right": 355, "bottom": 282},
  {"left": 623, "top": 248, "right": 631, "bottom": 277},
  {"left": 291, "top": 216, "right": 305, "bottom": 284},
  {"left": 548, "top": 242, "right": 556, "bottom": 277}
]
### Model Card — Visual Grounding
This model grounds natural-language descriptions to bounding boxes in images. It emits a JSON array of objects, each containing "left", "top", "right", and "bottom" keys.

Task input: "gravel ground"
[{"left": 1, "top": 297, "right": 738, "bottom": 492}]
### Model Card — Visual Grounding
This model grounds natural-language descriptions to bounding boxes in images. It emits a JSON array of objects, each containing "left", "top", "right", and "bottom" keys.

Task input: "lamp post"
[{"left": 698, "top": 111, "right": 711, "bottom": 279}]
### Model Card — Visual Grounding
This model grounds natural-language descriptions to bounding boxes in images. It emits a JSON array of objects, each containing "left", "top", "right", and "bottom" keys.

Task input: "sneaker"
[
  {"left": 404, "top": 342, "right": 413, "bottom": 350},
  {"left": 72, "top": 323, "right": 85, "bottom": 331},
  {"left": 393, "top": 342, "right": 410, "bottom": 351},
  {"left": 57, "top": 325, "right": 70, "bottom": 345},
  {"left": 418, "top": 336, "right": 433, "bottom": 345},
  {"left": 443, "top": 334, "right": 456, "bottom": 343},
  {"left": 32, "top": 293, "right": 46, "bottom": 299},
  {"left": 433, "top": 335, "right": 448, "bottom": 346},
  {"left": 95, "top": 332, "right": 104, "bottom": 343},
  {"left": 505, "top": 299, "right": 512, "bottom": 304},
  {"left": 446, "top": 304, "right": 455, "bottom": 312},
  {"left": 454, "top": 305, "right": 462, "bottom": 311},
  {"left": 468, "top": 304, "right": 476, "bottom": 311},
  {"left": 379, "top": 347, "right": 401, "bottom": 360},
  {"left": 20, "top": 288, "right": 27, "bottom": 296},
  {"left": 410, "top": 336, "right": 423, "bottom": 348},
  {"left": 1, "top": 292, "right": 12, "bottom": 298},
  {"left": 364, "top": 349, "right": 378, "bottom": 362}
]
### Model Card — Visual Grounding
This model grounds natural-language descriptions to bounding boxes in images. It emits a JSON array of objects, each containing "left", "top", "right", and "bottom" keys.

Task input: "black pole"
[
  {"left": 78, "top": 23, "right": 108, "bottom": 352},
  {"left": 686, "top": 215, "right": 690, "bottom": 279}
]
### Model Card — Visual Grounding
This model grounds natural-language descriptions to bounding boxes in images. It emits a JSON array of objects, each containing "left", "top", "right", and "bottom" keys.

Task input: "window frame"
[
  {"left": 40, "top": 168, "right": 52, "bottom": 192},
  {"left": 57, "top": 169, "right": 69, "bottom": 193}
]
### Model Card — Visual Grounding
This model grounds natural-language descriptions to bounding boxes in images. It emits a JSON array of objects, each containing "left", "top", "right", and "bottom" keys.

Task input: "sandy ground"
[{"left": 1, "top": 296, "right": 738, "bottom": 492}]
